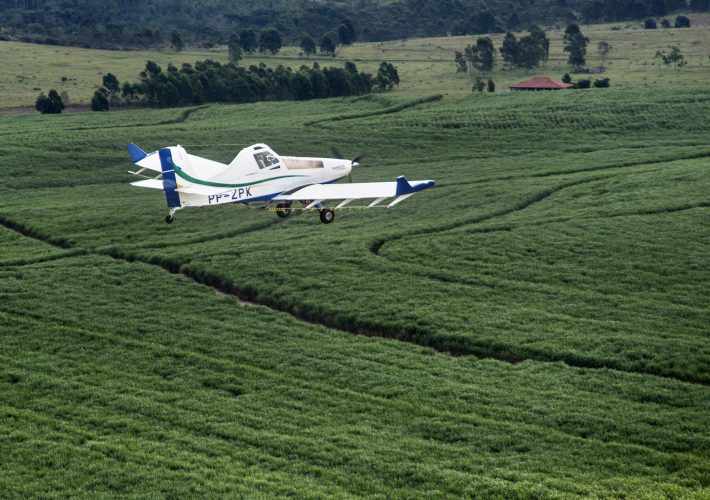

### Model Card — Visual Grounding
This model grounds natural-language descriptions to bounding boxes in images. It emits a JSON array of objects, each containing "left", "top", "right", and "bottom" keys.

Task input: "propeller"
[{"left": 331, "top": 147, "right": 367, "bottom": 183}]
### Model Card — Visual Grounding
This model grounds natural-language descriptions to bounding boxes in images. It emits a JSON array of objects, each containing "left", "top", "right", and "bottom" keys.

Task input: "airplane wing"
[{"left": 274, "top": 176, "right": 435, "bottom": 208}]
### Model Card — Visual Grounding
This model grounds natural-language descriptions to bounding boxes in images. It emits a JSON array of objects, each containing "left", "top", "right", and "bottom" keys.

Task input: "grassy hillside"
[
  {"left": 1, "top": 63, "right": 710, "bottom": 496},
  {"left": 2, "top": 16, "right": 710, "bottom": 109}
]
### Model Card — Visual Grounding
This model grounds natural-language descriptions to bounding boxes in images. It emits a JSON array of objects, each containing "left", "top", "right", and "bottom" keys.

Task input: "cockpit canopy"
[{"left": 229, "top": 144, "right": 324, "bottom": 173}]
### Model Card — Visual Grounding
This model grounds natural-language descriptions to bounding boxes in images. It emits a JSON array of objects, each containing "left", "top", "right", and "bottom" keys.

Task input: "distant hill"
[{"left": 0, "top": 0, "right": 706, "bottom": 49}]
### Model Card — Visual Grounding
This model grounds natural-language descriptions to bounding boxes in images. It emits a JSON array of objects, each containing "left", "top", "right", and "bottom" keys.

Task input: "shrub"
[
  {"left": 487, "top": 79, "right": 496, "bottom": 92},
  {"left": 675, "top": 15, "right": 691, "bottom": 28},
  {"left": 91, "top": 89, "right": 110, "bottom": 111},
  {"left": 644, "top": 18, "right": 658, "bottom": 29},
  {"left": 35, "top": 89, "right": 64, "bottom": 114},
  {"left": 562, "top": 73, "right": 572, "bottom": 84},
  {"left": 576, "top": 79, "right": 591, "bottom": 89},
  {"left": 661, "top": 19, "right": 672, "bottom": 28},
  {"left": 593, "top": 78, "right": 610, "bottom": 88}
]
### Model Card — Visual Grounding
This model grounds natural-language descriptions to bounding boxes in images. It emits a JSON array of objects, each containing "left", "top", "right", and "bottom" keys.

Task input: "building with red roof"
[{"left": 510, "top": 76, "right": 574, "bottom": 91}]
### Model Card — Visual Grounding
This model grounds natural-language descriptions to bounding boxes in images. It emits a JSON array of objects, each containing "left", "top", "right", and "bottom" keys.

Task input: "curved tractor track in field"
[
  {"left": 65, "top": 105, "right": 210, "bottom": 132},
  {"left": 370, "top": 175, "right": 610, "bottom": 257},
  {"left": 2, "top": 177, "right": 709, "bottom": 387}
]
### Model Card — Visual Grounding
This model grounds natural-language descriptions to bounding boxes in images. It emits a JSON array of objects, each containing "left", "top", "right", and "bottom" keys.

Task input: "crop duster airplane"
[{"left": 127, "top": 143, "right": 435, "bottom": 224}]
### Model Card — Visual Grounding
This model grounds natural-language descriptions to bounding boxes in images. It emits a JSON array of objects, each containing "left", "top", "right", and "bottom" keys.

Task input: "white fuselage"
[{"left": 164, "top": 144, "right": 353, "bottom": 208}]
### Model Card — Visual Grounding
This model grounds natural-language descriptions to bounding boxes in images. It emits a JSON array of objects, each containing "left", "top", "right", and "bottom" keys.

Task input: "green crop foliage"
[{"left": 1, "top": 36, "right": 710, "bottom": 497}]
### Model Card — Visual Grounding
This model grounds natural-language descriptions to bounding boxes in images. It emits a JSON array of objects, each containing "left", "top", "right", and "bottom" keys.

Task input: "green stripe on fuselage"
[{"left": 174, "top": 166, "right": 306, "bottom": 188}]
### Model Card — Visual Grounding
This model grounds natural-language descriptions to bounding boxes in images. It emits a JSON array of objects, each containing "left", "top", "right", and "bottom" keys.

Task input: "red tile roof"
[{"left": 510, "top": 76, "right": 574, "bottom": 90}]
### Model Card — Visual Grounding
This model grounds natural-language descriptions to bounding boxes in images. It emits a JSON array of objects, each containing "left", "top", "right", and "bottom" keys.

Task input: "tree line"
[
  {"left": 222, "top": 20, "right": 357, "bottom": 63},
  {"left": 3, "top": 0, "right": 707, "bottom": 50},
  {"left": 88, "top": 60, "right": 400, "bottom": 111}
]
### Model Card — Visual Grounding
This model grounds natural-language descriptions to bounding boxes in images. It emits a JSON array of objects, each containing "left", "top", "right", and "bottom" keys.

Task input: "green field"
[{"left": 1, "top": 24, "right": 710, "bottom": 498}]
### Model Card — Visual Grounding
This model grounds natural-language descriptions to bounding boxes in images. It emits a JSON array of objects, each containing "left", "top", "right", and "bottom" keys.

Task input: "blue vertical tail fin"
[{"left": 158, "top": 148, "right": 182, "bottom": 209}]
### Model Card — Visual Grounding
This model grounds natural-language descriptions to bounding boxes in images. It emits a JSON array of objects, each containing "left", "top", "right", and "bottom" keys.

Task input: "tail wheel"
[
  {"left": 165, "top": 215, "right": 175, "bottom": 224},
  {"left": 319, "top": 208, "right": 335, "bottom": 224},
  {"left": 276, "top": 202, "right": 292, "bottom": 218}
]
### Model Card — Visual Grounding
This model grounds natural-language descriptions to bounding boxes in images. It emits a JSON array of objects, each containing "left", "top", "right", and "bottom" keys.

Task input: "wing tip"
[{"left": 396, "top": 176, "right": 435, "bottom": 195}]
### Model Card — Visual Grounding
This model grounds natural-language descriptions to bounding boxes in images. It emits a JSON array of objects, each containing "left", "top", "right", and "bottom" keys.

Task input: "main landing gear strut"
[
  {"left": 274, "top": 202, "right": 335, "bottom": 224},
  {"left": 275, "top": 202, "right": 292, "bottom": 218}
]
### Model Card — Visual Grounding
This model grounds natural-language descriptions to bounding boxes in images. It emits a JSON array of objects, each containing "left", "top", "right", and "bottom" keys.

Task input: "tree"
[
  {"left": 375, "top": 62, "right": 399, "bottom": 90},
  {"left": 516, "top": 33, "right": 547, "bottom": 69},
  {"left": 500, "top": 32, "right": 519, "bottom": 68},
  {"left": 300, "top": 34, "right": 316, "bottom": 57},
  {"left": 102, "top": 73, "right": 119, "bottom": 95},
  {"left": 562, "top": 73, "right": 573, "bottom": 84},
  {"left": 338, "top": 19, "right": 356, "bottom": 45},
  {"left": 454, "top": 51, "right": 467, "bottom": 72},
  {"left": 528, "top": 25, "right": 550, "bottom": 62},
  {"left": 675, "top": 15, "right": 691, "bottom": 27},
  {"left": 563, "top": 24, "right": 589, "bottom": 70},
  {"left": 228, "top": 34, "right": 242, "bottom": 64},
  {"left": 35, "top": 89, "right": 64, "bottom": 114},
  {"left": 644, "top": 18, "right": 658, "bottom": 29},
  {"left": 320, "top": 32, "right": 338, "bottom": 56},
  {"left": 465, "top": 37, "right": 496, "bottom": 73},
  {"left": 171, "top": 31, "right": 184, "bottom": 52},
  {"left": 239, "top": 29, "right": 258, "bottom": 53},
  {"left": 597, "top": 41, "right": 612, "bottom": 66},
  {"left": 290, "top": 72, "right": 313, "bottom": 100},
  {"left": 259, "top": 29, "right": 282, "bottom": 54},
  {"left": 487, "top": 79, "right": 496, "bottom": 92},
  {"left": 35, "top": 93, "right": 50, "bottom": 113},
  {"left": 91, "top": 88, "right": 110, "bottom": 111}
]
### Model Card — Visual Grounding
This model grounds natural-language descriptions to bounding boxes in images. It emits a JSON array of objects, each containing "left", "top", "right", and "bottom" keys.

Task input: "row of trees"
[
  {"left": 222, "top": 20, "right": 357, "bottom": 61},
  {"left": 91, "top": 60, "right": 399, "bottom": 111},
  {"left": 456, "top": 26, "right": 550, "bottom": 73},
  {"left": 455, "top": 24, "right": 594, "bottom": 75}
]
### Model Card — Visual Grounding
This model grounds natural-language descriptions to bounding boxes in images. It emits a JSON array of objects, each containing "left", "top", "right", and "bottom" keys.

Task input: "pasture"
[{"left": 1, "top": 25, "right": 710, "bottom": 498}]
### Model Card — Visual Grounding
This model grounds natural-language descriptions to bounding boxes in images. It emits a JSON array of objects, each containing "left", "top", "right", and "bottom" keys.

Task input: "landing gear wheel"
[
  {"left": 276, "top": 202, "right": 292, "bottom": 218},
  {"left": 165, "top": 215, "right": 175, "bottom": 224},
  {"left": 319, "top": 208, "right": 335, "bottom": 224}
]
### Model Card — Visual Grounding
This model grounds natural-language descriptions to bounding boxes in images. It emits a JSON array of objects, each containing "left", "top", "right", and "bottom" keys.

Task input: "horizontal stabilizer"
[
  {"left": 128, "top": 143, "right": 147, "bottom": 163},
  {"left": 130, "top": 179, "right": 164, "bottom": 190}
]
